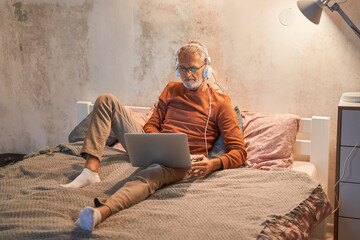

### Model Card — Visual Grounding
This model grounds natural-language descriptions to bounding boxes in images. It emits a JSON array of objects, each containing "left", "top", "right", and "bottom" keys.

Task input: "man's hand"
[{"left": 188, "top": 155, "right": 221, "bottom": 178}]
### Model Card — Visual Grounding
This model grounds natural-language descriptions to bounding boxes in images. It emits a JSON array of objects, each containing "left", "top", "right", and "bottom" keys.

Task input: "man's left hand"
[{"left": 188, "top": 155, "right": 214, "bottom": 178}]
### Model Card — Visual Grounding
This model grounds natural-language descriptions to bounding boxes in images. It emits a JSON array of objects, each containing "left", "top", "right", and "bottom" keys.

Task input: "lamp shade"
[{"left": 297, "top": 0, "right": 325, "bottom": 24}]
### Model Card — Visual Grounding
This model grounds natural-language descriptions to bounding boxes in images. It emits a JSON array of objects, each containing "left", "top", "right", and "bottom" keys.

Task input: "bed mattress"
[
  {"left": 0, "top": 142, "right": 332, "bottom": 239},
  {"left": 291, "top": 161, "right": 317, "bottom": 178}
]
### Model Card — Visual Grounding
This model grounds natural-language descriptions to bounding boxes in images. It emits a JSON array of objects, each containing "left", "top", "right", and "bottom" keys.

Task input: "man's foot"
[
  {"left": 60, "top": 168, "right": 101, "bottom": 188},
  {"left": 75, "top": 207, "right": 101, "bottom": 231}
]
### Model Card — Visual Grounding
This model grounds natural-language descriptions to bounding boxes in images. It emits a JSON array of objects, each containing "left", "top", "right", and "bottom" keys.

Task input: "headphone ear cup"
[
  {"left": 175, "top": 65, "right": 180, "bottom": 77},
  {"left": 203, "top": 65, "right": 212, "bottom": 79}
]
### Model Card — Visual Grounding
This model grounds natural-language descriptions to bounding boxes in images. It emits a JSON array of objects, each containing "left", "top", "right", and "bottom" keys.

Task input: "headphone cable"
[
  {"left": 204, "top": 84, "right": 212, "bottom": 157},
  {"left": 332, "top": 137, "right": 360, "bottom": 214},
  {"left": 211, "top": 72, "right": 225, "bottom": 94}
]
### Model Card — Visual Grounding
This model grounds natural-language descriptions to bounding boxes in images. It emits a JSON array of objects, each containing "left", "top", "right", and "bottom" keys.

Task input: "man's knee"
[
  {"left": 95, "top": 93, "right": 118, "bottom": 106},
  {"left": 136, "top": 164, "right": 163, "bottom": 181},
  {"left": 135, "top": 164, "right": 188, "bottom": 185}
]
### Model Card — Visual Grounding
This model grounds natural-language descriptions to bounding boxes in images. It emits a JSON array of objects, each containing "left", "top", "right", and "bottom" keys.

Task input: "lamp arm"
[{"left": 327, "top": 3, "right": 360, "bottom": 39}]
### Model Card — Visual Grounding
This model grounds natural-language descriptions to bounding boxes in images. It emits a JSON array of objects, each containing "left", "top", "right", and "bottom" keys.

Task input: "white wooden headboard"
[
  {"left": 76, "top": 101, "right": 330, "bottom": 193},
  {"left": 294, "top": 116, "right": 330, "bottom": 194}
]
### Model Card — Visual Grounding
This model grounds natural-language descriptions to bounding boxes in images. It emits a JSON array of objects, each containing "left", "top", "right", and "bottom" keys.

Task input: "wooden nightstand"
[{"left": 334, "top": 99, "right": 360, "bottom": 240}]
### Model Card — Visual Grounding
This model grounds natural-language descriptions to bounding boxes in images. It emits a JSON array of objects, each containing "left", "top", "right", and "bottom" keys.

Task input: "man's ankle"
[
  {"left": 85, "top": 154, "right": 100, "bottom": 173},
  {"left": 85, "top": 166, "right": 99, "bottom": 173}
]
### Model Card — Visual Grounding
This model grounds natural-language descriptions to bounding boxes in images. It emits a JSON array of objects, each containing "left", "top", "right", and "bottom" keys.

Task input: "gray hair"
[{"left": 178, "top": 41, "right": 209, "bottom": 64}]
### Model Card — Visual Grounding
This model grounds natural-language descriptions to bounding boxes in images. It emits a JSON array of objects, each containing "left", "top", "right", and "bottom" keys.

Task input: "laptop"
[{"left": 124, "top": 133, "right": 192, "bottom": 168}]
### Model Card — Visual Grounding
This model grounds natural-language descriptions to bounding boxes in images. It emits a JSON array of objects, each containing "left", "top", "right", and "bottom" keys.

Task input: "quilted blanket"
[{"left": 0, "top": 142, "right": 331, "bottom": 239}]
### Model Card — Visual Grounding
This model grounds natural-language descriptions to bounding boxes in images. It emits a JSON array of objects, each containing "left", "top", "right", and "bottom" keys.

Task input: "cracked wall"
[{"left": 0, "top": 0, "right": 92, "bottom": 153}]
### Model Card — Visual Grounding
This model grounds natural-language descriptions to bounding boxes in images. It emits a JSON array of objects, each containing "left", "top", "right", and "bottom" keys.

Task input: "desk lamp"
[{"left": 297, "top": 0, "right": 360, "bottom": 38}]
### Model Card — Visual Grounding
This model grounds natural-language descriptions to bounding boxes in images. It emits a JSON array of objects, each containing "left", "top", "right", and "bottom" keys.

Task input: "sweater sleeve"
[
  {"left": 216, "top": 97, "right": 247, "bottom": 169},
  {"left": 143, "top": 84, "right": 169, "bottom": 133}
]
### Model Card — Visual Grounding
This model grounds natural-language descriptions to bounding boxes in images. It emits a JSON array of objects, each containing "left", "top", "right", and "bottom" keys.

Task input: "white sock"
[
  {"left": 60, "top": 168, "right": 101, "bottom": 188},
  {"left": 75, "top": 207, "right": 102, "bottom": 231}
]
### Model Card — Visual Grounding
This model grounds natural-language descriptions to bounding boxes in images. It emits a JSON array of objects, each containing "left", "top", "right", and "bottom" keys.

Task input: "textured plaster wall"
[
  {"left": 1, "top": 0, "right": 360, "bottom": 217},
  {"left": 86, "top": 0, "right": 134, "bottom": 104},
  {"left": 0, "top": 0, "right": 92, "bottom": 153}
]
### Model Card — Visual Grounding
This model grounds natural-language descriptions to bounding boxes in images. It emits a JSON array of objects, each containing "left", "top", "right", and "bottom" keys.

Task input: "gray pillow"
[
  {"left": 208, "top": 106, "right": 243, "bottom": 159},
  {"left": 68, "top": 112, "right": 118, "bottom": 146}
]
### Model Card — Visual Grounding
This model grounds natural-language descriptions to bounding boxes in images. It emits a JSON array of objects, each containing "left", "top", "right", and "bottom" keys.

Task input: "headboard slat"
[
  {"left": 310, "top": 116, "right": 330, "bottom": 194},
  {"left": 294, "top": 140, "right": 311, "bottom": 155},
  {"left": 299, "top": 118, "right": 312, "bottom": 133}
]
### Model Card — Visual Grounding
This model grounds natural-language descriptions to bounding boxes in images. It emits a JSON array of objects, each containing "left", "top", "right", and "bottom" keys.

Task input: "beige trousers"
[{"left": 81, "top": 93, "right": 189, "bottom": 214}]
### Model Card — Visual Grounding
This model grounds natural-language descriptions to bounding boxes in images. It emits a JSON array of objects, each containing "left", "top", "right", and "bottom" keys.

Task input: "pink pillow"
[
  {"left": 125, "top": 107, "right": 154, "bottom": 127},
  {"left": 241, "top": 111, "right": 300, "bottom": 170}
]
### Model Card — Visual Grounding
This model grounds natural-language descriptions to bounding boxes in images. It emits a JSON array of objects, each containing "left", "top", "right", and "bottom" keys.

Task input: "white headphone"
[{"left": 174, "top": 43, "right": 213, "bottom": 79}]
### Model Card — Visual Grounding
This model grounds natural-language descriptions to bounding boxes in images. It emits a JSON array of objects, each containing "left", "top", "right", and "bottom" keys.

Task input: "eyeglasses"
[{"left": 178, "top": 63, "right": 205, "bottom": 74}]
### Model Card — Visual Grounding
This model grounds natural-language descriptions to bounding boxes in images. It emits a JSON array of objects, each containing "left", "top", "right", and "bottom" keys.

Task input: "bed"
[{"left": 0, "top": 101, "right": 332, "bottom": 240}]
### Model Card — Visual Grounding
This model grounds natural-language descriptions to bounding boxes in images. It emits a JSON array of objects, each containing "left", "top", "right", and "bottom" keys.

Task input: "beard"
[{"left": 182, "top": 78, "right": 203, "bottom": 90}]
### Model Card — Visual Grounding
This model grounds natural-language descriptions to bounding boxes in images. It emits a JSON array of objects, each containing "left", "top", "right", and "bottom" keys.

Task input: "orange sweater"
[{"left": 143, "top": 82, "right": 247, "bottom": 169}]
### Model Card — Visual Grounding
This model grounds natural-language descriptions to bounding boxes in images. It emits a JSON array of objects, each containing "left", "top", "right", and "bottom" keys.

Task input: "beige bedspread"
[{"left": 0, "top": 142, "right": 331, "bottom": 239}]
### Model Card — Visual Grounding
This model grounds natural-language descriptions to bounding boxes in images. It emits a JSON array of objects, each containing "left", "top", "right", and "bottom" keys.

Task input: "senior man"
[{"left": 62, "top": 41, "right": 247, "bottom": 231}]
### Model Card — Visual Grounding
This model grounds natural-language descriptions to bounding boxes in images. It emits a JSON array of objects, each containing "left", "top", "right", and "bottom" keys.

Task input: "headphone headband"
[
  {"left": 175, "top": 43, "right": 211, "bottom": 64},
  {"left": 174, "top": 43, "right": 212, "bottom": 79}
]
